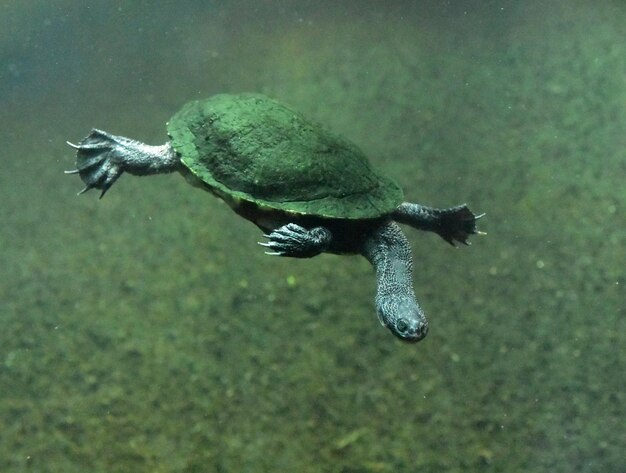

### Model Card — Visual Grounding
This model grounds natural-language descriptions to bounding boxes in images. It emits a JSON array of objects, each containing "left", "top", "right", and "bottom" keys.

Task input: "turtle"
[{"left": 66, "top": 93, "right": 483, "bottom": 343}]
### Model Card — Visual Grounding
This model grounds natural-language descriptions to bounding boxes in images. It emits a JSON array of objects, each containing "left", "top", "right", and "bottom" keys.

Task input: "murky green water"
[{"left": 1, "top": 1, "right": 623, "bottom": 472}]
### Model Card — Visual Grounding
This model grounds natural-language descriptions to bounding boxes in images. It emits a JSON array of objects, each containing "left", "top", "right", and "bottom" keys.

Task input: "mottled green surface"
[
  {"left": 0, "top": 1, "right": 624, "bottom": 472},
  {"left": 168, "top": 93, "right": 403, "bottom": 218}
]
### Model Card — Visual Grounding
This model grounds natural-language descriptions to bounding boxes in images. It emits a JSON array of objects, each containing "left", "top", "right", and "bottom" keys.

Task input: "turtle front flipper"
[
  {"left": 66, "top": 129, "right": 126, "bottom": 197},
  {"left": 66, "top": 129, "right": 180, "bottom": 198},
  {"left": 259, "top": 223, "right": 332, "bottom": 258}
]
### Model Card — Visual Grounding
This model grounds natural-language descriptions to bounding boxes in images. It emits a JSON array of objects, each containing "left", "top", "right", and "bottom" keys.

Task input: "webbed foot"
[
  {"left": 435, "top": 204, "right": 485, "bottom": 246},
  {"left": 258, "top": 223, "right": 332, "bottom": 258},
  {"left": 65, "top": 129, "right": 127, "bottom": 198}
]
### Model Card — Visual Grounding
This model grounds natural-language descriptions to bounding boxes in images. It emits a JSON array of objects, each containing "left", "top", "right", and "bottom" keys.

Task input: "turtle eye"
[{"left": 396, "top": 318, "right": 409, "bottom": 333}]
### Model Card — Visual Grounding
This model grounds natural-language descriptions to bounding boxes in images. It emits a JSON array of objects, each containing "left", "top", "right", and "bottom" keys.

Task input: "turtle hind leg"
[
  {"left": 66, "top": 129, "right": 180, "bottom": 198},
  {"left": 392, "top": 202, "right": 484, "bottom": 246}
]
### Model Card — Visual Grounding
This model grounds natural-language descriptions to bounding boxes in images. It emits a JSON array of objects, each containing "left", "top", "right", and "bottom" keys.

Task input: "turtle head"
[{"left": 376, "top": 295, "right": 428, "bottom": 343}]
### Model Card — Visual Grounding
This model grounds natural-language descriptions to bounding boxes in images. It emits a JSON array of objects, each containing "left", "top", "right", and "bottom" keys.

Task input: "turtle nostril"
[{"left": 417, "top": 323, "right": 429, "bottom": 339}]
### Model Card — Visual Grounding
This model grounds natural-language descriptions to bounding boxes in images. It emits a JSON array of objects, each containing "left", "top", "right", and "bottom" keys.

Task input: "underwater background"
[{"left": 0, "top": 1, "right": 624, "bottom": 472}]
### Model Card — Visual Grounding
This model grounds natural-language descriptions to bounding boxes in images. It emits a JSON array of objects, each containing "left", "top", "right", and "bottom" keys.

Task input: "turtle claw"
[
  {"left": 475, "top": 214, "right": 488, "bottom": 237},
  {"left": 64, "top": 167, "right": 108, "bottom": 197},
  {"left": 256, "top": 241, "right": 283, "bottom": 256}
]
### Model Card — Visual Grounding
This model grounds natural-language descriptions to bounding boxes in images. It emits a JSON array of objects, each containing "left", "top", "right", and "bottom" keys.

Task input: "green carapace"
[{"left": 167, "top": 94, "right": 403, "bottom": 219}]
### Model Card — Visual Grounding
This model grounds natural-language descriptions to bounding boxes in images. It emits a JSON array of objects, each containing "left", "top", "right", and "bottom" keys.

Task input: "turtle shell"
[{"left": 166, "top": 93, "right": 403, "bottom": 219}]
